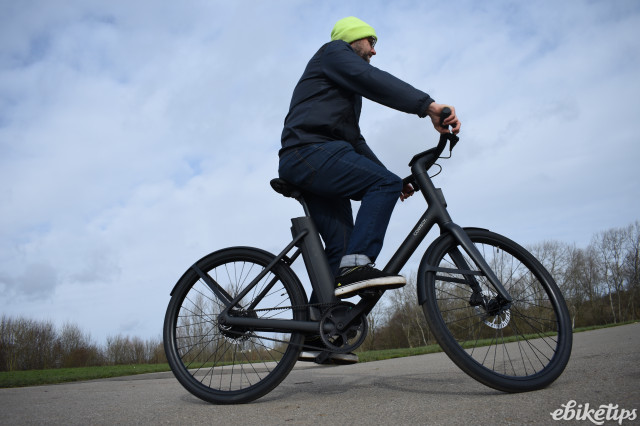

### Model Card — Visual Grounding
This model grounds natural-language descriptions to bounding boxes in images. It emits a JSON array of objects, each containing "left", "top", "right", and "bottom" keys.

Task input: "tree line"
[
  {"left": 1, "top": 221, "right": 638, "bottom": 371},
  {"left": 362, "top": 220, "right": 640, "bottom": 350},
  {"left": 0, "top": 317, "right": 166, "bottom": 371}
]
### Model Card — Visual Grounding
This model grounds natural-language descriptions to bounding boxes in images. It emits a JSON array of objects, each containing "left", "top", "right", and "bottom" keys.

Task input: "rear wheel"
[
  {"left": 163, "top": 247, "right": 306, "bottom": 404},
  {"left": 420, "top": 229, "right": 572, "bottom": 392}
]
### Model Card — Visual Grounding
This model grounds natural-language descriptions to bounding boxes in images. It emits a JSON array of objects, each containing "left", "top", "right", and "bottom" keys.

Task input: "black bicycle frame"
[{"left": 218, "top": 134, "right": 513, "bottom": 334}]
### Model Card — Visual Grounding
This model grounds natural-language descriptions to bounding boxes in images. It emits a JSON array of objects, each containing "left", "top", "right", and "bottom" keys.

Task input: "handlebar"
[{"left": 402, "top": 107, "right": 460, "bottom": 190}]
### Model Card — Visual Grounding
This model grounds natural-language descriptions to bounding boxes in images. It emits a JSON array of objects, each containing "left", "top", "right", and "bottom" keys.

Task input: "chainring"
[{"left": 319, "top": 302, "right": 368, "bottom": 353}]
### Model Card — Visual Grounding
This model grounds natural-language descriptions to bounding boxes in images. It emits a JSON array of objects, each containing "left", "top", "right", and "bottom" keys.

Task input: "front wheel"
[
  {"left": 419, "top": 229, "right": 572, "bottom": 392},
  {"left": 163, "top": 247, "right": 307, "bottom": 404}
]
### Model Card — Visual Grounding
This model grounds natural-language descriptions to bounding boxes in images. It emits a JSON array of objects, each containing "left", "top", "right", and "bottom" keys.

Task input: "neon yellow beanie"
[{"left": 330, "top": 16, "right": 377, "bottom": 44}]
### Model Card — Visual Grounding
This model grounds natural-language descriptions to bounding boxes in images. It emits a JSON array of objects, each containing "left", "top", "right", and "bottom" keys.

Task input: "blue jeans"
[{"left": 278, "top": 141, "right": 402, "bottom": 276}]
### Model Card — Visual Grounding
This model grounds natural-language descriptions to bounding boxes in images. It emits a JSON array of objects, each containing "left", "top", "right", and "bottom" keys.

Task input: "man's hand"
[
  {"left": 400, "top": 182, "right": 414, "bottom": 201},
  {"left": 427, "top": 103, "right": 461, "bottom": 134}
]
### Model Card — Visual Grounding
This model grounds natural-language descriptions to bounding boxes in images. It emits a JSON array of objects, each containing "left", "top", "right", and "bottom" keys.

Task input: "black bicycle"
[{"left": 163, "top": 110, "right": 573, "bottom": 404}]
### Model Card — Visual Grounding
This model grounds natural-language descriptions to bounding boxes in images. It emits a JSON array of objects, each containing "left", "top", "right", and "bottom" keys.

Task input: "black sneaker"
[{"left": 335, "top": 265, "right": 406, "bottom": 298}]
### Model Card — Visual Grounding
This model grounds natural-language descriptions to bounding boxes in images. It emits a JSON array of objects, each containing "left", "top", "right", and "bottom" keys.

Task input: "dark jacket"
[{"left": 280, "top": 40, "right": 434, "bottom": 156}]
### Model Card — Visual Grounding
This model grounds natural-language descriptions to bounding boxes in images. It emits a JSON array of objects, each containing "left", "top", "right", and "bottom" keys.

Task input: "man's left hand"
[{"left": 400, "top": 183, "right": 415, "bottom": 201}]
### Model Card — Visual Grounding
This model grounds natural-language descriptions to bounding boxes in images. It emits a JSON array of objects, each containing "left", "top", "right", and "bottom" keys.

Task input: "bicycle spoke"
[
  {"left": 164, "top": 248, "right": 306, "bottom": 403},
  {"left": 425, "top": 230, "right": 571, "bottom": 390}
]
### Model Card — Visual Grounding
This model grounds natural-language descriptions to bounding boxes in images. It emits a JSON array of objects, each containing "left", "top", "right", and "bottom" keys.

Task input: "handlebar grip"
[{"left": 439, "top": 107, "right": 452, "bottom": 128}]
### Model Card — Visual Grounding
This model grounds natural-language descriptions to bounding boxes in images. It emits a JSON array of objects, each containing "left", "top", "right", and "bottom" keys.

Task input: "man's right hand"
[{"left": 427, "top": 102, "right": 461, "bottom": 134}]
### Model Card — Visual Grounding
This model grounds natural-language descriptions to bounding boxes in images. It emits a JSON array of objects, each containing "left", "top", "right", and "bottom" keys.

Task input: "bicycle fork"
[{"left": 441, "top": 222, "right": 513, "bottom": 304}]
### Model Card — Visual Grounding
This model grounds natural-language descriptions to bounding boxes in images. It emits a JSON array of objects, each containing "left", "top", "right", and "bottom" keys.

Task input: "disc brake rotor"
[{"left": 474, "top": 290, "right": 511, "bottom": 330}]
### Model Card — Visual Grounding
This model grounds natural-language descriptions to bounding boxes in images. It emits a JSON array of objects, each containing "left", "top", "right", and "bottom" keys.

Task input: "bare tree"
[
  {"left": 593, "top": 227, "right": 629, "bottom": 323},
  {"left": 386, "top": 275, "right": 430, "bottom": 348},
  {"left": 57, "top": 322, "right": 101, "bottom": 367},
  {"left": 362, "top": 301, "right": 385, "bottom": 351},
  {"left": 0, "top": 315, "right": 16, "bottom": 371},
  {"left": 528, "top": 240, "right": 572, "bottom": 293},
  {"left": 563, "top": 246, "right": 602, "bottom": 327},
  {"left": 0, "top": 316, "right": 57, "bottom": 371},
  {"left": 623, "top": 221, "right": 640, "bottom": 320}
]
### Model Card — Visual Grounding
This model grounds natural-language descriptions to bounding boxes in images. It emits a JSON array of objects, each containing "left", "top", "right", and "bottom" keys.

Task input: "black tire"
[
  {"left": 163, "top": 247, "right": 307, "bottom": 404},
  {"left": 419, "top": 229, "right": 572, "bottom": 392}
]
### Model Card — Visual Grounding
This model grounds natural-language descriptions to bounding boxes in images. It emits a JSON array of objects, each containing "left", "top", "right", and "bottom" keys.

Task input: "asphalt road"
[{"left": 1, "top": 323, "right": 638, "bottom": 425}]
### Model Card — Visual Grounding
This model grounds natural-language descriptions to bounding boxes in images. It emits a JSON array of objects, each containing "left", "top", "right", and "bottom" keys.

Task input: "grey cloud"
[{"left": 0, "top": 262, "right": 59, "bottom": 299}]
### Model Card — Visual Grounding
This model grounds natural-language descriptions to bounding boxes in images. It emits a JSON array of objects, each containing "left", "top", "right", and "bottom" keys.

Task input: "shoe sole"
[
  {"left": 298, "top": 351, "right": 321, "bottom": 362},
  {"left": 335, "top": 276, "right": 406, "bottom": 298},
  {"left": 330, "top": 352, "right": 358, "bottom": 365},
  {"left": 298, "top": 351, "right": 359, "bottom": 364}
]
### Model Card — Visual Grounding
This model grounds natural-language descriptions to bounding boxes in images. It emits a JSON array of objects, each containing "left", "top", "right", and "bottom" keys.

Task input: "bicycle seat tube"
[{"left": 290, "top": 216, "right": 338, "bottom": 305}]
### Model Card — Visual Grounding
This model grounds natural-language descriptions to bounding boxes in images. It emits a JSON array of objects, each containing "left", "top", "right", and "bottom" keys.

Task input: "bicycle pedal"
[
  {"left": 356, "top": 289, "right": 383, "bottom": 298},
  {"left": 314, "top": 351, "right": 332, "bottom": 364}
]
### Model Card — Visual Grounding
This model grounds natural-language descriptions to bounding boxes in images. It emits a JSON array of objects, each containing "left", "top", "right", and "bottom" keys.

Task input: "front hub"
[{"left": 474, "top": 290, "right": 512, "bottom": 330}]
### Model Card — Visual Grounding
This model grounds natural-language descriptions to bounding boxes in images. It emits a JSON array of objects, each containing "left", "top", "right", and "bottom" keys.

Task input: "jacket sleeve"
[{"left": 321, "top": 41, "right": 434, "bottom": 118}]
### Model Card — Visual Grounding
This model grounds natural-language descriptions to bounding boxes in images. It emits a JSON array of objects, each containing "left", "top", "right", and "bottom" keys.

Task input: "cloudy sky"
[{"left": 1, "top": 0, "right": 639, "bottom": 344}]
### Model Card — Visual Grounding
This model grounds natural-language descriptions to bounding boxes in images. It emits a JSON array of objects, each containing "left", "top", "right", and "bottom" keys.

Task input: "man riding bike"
[{"left": 278, "top": 16, "right": 461, "bottom": 363}]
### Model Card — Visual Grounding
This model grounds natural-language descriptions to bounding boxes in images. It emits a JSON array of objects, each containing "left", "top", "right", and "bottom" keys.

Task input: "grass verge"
[{"left": 0, "top": 364, "right": 170, "bottom": 388}]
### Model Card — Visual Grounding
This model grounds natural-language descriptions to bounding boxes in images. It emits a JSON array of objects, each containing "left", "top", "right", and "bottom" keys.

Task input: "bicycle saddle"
[{"left": 270, "top": 178, "right": 303, "bottom": 199}]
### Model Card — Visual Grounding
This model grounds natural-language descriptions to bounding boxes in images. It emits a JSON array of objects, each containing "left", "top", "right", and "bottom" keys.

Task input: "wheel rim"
[
  {"left": 169, "top": 257, "right": 301, "bottom": 394},
  {"left": 432, "top": 237, "right": 566, "bottom": 380}
]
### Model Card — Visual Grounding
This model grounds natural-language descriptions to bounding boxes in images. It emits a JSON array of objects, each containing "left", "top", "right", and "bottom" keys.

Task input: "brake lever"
[
  {"left": 449, "top": 133, "right": 459, "bottom": 151},
  {"left": 439, "top": 107, "right": 460, "bottom": 152}
]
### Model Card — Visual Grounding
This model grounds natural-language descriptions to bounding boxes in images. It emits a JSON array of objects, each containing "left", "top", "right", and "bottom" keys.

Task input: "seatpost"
[{"left": 295, "top": 195, "right": 312, "bottom": 217}]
